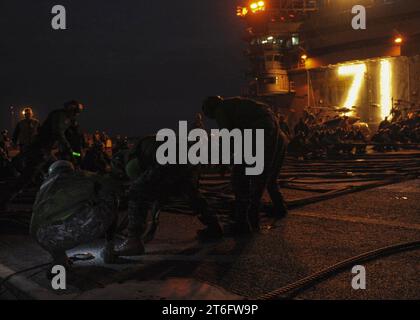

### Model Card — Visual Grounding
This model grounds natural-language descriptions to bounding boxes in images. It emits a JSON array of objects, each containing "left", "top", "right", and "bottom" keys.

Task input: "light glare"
[
  {"left": 394, "top": 37, "right": 403, "bottom": 44},
  {"left": 338, "top": 63, "right": 367, "bottom": 114},
  {"left": 380, "top": 60, "right": 392, "bottom": 119},
  {"left": 249, "top": 1, "right": 265, "bottom": 13}
]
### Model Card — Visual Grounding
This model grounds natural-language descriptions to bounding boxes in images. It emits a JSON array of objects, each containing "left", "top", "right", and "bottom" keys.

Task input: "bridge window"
[{"left": 291, "top": 35, "right": 300, "bottom": 46}]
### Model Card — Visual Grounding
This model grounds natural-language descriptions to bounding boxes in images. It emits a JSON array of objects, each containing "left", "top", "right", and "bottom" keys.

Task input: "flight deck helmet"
[{"left": 48, "top": 160, "right": 75, "bottom": 177}]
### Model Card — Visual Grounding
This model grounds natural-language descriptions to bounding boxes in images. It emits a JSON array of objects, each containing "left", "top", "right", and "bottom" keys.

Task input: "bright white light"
[
  {"left": 380, "top": 60, "right": 392, "bottom": 119},
  {"left": 394, "top": 37, "right": 403, "bottom": 44},
  {"left": 338, "top": 63, "right": 366, "bottom": 114},
  {"left": 250, "top": 3, "right": 258, "bottom": 9},
  {"left": 249, "top": 1, "right": 265, "bottom": 13}
]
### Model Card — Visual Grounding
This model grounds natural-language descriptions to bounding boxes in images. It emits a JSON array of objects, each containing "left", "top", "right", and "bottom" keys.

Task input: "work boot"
[
  {"left": 266, "top": 203, "right": 288, "bottom": 219},
  {"left": 116, "top": 203, "right": 147, "bottom": 256},
  {"left": 101, "top": 241, "right": 118, "bottom": 264},
  {"left": 247, "top": 209, "right": 261, "bottom": 233},
  {"left": 224, "top": 221, "right": 254, "bottom": 237},
  {"left": 46, "top": 251, "right": 72, "bottom": 280},
  {"left": 226, "top": 201, "right": 255, "bottom": 236},
  {"left": 114, "top": 237, "right": 145, "bottom": 256},
  {"left": 267, "top": 190, "right": 289, "bottom": 219},
  {"left": 52, "top": 251, "right": 72, "bottom": 268},
  {"left": 273, "top": 203, "right": 288, "bottom": 218},
  {"left": 196, "top": 223, "right": 223, "bottom": 242}
]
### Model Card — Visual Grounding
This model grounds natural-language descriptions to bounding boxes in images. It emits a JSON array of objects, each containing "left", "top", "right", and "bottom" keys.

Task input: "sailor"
[
  {"left": 115, "top": 135, "right": 223, "bottom": 256},
  {"left": 0, "top": 100, "right": 84, "bottom": 208},
  {"left": 81, "top": 141, "right": 111, "bottom": 173},
  {"left": 12, "top": 107, "right": 40, "bottom": 152},
  {"left": 202, "top": 96, "right": 288, "bottom": 235},
  {"left": 277, "top": 114, "right": 291, "bottom": 139},
  {"left": 379, "top": 117, "right": 390, "bottom": 130},
  {"left": 294, "top": 117, "right": 309, "bottom": 137},
  {"left": 65, "top": 119, "right": 86, "bottom": 164},
  {"left": 0, "top": 130, "right": 11, "bottom": 157},
  {"left": 0, "top": 131, "right": 15, "bottom": 178},
  {"left": 30, "top": 160, "right": 121, "bottom": 271},
  {"left": 34, "top": 100, "right": 84, "bottom": 159},
  {"left": 113, "top": 135, "right": 129, "bottom": 154}
]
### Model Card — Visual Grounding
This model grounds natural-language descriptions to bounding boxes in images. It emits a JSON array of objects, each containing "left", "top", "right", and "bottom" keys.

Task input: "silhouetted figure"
[
  {"left": 13, "top": 107, "right": 40, "bottom": 152},
  {"left": 202, "top": 96, "right": 288, "bottom": 235},
  {"left": 0, "top": 100, "right": 84, "bottom": 208}
]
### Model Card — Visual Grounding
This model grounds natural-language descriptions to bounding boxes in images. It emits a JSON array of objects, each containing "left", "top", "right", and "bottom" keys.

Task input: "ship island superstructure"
[{"left": 236, "top": 0, "right": 420, "bottom": 127}]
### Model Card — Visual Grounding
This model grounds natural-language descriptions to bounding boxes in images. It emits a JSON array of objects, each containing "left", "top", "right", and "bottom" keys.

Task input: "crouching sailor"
[{"left": 30, "top": 160, "right": 120, "bottom": 273}]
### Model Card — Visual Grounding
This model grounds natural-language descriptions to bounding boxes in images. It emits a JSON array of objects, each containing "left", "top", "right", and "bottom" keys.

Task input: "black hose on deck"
[{"left": 257, "top": 240, "right": 420, "bottom": 300}]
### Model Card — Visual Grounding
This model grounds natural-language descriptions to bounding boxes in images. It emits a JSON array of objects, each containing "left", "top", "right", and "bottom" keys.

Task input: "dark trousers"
[
  {"left": 231, "top": 126, "right": 287, "bottom": 229},
  {"left": 1, "top": 140, "right": 53, "bottom": 205},
  {"left": 126, "top": 164, "right": 219, "bottom": 238}
]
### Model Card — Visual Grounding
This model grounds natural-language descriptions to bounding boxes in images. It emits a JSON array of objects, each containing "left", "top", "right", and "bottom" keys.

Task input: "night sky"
[{"left": 0, "top": 0, "right": 246, "bottom": 136}]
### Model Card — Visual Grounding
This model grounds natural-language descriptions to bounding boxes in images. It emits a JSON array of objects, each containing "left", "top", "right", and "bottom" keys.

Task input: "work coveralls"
[
  {"left": 212, "top": 97, "right": 288, "bottom": 231},
  {"left": 13, "top": 118, "right": 40, "bottom": 151},
  {"left": 125, "top": 136, "right": 221, "bottom": 240},
  {"left": 31, "top": 171, "right": 119, "bottom": 260}
]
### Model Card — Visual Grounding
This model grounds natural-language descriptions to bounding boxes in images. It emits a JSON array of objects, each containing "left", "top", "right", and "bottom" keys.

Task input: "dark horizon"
[{"left": 1, "top": 0, "right": 246, "bottom": 137}]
